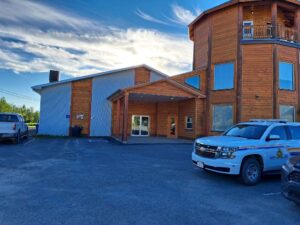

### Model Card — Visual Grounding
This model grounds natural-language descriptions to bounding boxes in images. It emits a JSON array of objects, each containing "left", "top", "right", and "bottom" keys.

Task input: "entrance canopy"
[{"left": 108, "top": 79, "right": 206, "bottom": 143}]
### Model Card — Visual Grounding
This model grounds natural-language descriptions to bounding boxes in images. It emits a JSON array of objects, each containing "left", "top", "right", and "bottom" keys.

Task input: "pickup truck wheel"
[
  {"left": 14, "top": 131, "right": 21, "bottom": 144},
  {"left": 24, "top": 130, "right": 29, "bottom": 140},
  {"left": 240, "top": 157, "right": 262, "bottom": 186}
]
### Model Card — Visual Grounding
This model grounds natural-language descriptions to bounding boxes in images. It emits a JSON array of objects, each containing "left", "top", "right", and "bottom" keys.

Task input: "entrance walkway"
[{"left": 126, "top": 136, "right": 194, "bottom": 145}]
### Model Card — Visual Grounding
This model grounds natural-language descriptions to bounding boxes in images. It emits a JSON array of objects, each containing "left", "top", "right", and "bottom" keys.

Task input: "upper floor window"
[
  {"left": 212, "top": 104, "right": 233, "bottom": 132},
  {"left": 214, "top": 63, "right": 234, "bottom": 90},
  {"left": 279, "top": 62, "right": 294, "bottom": 90},
  {"left": 280, "top": 105, "right": 295, "bottom": 122},
  {"left": 185, "top": 75, "right": 200, "bottom": 90}
]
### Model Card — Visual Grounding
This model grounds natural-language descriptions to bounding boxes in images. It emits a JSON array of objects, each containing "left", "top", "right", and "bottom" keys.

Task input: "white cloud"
[
  {"left": 170, "top": 4, "right": 201, "bottom": 25},
  {"left": 0, "top": 0, "right": 194, "bottom": 77},
  {"left": 0, "top": 0, "right": 99, "bottom": 31},
  {"left": 135, "top": 9, "right": 170, "bottom": 26}
]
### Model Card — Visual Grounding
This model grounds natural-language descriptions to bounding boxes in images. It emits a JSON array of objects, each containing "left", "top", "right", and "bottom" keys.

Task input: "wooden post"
[
  {"left": 122, "top": 93, "right": 129, "bottom": 143},
  {"left": 236, "top": 4, "right": 243, "bottom": 123},
  {"left": 295, "top": 9, "right": 300, "bottom": 43},
  {"left": 271, "top": 2, "right": 278, "bottom": 39},
  {"left": 116, "top": 99, "right": 121, "bottom": 139},
  {"left": 273, "top": 45, "right": 278, "bottom": 119},
  {"left": 204, "top": 17, "right": 212, "bottom": 136}
]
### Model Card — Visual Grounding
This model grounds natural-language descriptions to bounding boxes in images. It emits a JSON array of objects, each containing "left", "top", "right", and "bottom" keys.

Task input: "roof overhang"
[
  {"left": 32, "top": 64, "right": 169, "bottom": 93},
  {"left": 107, "top": 78, "right": 206, "bottom": 102}
]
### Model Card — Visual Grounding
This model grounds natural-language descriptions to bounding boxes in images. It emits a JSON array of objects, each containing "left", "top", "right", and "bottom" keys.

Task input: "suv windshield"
[
  {"left": 224, "top": 124, "right": 268, "bottom": 140},
  {"left": 0, "top": 114, "right": 19, "bottom": 122}
]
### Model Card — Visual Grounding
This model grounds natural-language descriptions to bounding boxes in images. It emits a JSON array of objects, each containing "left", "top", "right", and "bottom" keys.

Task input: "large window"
[
  {"left": 279, "top": 62, "right": 294, "bottom": 90},
  {"left": 212, "top": 105, "right": 233, "bottom": 131},
  {"left": 280, "top": 105, "right": 295, "bottom": 122},
  {"left": 214, "top": 63, "right": 235, "bottom": 90},
  {"left": 185, "top": 75, "right": 200, "bottom": 90}
]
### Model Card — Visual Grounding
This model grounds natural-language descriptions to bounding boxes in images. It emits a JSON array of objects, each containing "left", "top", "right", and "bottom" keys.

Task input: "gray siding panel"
[
  {"left": 39, "top": 84, "right": 71, "bottom": 136},
  {"left": 150, "top": 71, "right": 166, "bottom": 82},
  {"left": 90, "top": 70, "right": 135, "bottom": 137}
]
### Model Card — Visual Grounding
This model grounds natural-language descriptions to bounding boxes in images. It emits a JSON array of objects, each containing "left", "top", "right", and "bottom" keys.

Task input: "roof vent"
[{"left": 49, "top": 70, "right": 60, "bottom": 83}]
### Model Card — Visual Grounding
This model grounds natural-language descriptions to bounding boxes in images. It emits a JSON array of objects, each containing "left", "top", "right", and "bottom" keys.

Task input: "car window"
[
  {"left": 288, "top": 126, "right": 300, "bottom": 140},
  {"left": 269, "top": 126, "right": 288, "bottom": 140},
  {"left": 224, "top": 125, "right": 268, "bottom": 140},
  {"left": 0, "top": 114, "right": 19, "bottom": 122}
]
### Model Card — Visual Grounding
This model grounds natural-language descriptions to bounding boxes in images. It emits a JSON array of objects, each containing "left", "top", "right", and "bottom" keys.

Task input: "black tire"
[
  {"left": 14, "top": 131, "right": 21, "bottom": 144},
  {"left": 24, "top": 129, "right": 29, "bottom": 140},
  {"left": 240, "top": 157, "right": 262, "bottom": 186}
]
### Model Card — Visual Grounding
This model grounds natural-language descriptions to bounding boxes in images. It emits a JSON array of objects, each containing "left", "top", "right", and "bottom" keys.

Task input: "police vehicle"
[{"left": 192, "top": 119, "right": 300, "bottom": 185}]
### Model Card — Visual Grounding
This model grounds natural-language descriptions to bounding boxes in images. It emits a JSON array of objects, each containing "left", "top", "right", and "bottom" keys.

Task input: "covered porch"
[{"left": 108, "top": 79, "right": 206, "bottom": 144}]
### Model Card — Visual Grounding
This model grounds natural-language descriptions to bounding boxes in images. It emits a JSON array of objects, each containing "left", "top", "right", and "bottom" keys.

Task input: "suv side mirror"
[{"left": 267, "top": 135, "right": 281, "bottom": 141}]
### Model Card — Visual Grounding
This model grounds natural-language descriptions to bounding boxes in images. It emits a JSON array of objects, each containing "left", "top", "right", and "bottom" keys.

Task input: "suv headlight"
[{"left": 218, "top": 147, "right": 238, "bottom": 159}]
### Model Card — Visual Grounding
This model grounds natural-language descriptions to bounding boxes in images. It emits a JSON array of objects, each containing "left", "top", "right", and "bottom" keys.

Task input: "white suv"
[
  {"left": 192, "top": 120, "right": 300, "bottom": 185},
  {"left": 0, "top": 113, "right": 28, "bottom": 144}
]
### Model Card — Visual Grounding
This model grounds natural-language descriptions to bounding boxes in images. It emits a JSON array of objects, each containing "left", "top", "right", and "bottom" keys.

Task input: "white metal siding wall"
[
  {"left": 150, "top": 71, "right": 166, "bottom": 82},
  {"left": 90, "top": 70, "right": 135, "bottom": 137},
  {"left": 39, "top": 84, "right": 71, "bottom": 136}
]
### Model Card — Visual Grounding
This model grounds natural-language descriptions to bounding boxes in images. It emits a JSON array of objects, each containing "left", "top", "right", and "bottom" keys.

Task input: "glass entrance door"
[{"left": 131, "top": 115, "right": 150, "bottom": 136}]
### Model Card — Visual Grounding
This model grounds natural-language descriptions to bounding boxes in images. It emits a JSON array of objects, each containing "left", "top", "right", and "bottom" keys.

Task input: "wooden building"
[
  {"left": 33, "top": 0, "right": 300, "bottom": 143},
  {"left": 109, "top": 0, "right": 300, "bottom": 142}
]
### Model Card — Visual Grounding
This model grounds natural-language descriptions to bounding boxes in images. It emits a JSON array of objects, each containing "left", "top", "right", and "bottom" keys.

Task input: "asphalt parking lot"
[{"left": 0, "top": 138, "right": 299, "bottom": 225}]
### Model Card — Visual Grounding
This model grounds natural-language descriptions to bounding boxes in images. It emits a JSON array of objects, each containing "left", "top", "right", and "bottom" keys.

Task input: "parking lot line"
[{"left": 23, "top": 138, "right": 35, "bottom": 146}]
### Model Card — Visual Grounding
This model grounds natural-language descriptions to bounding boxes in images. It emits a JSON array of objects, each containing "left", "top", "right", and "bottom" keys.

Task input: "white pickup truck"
[{"left": 0, "top": 113, "right": 28, "bottom": 144}]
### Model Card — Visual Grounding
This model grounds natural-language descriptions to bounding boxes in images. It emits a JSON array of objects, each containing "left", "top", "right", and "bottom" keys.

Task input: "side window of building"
[
  {"left": 185, "top": 116, "right": 193, "bottom": 129},
  {"left": 279, "top": 62, "right": 294, "bottom": 90},
  {"left": 288, "top": 126, "right": 300, "bottom": 140},
  {"left": 212, "top": 105, "right": 233, "bottom": 131},
  {"left": 213, "top": 63, "right": 234, "bottom": 90},
  {"left": 268, "top": 126, "right": 288, "bottom": 140},
  {"left": 185, "top": 75, "right": 200, "bottom": 90},
  {"left": 279, "top": 105, "right": 295, "bottom": 122}
]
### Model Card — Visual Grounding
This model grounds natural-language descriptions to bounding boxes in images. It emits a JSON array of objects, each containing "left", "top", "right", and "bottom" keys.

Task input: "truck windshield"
[
  {"left": 224, "top": 125, "right": 268, "bottom": 140},
  {"left": 0, "top": 114, "right": 19, "bottom": 122}
]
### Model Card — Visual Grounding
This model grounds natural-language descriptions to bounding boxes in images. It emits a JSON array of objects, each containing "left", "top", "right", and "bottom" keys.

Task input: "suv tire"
[{"left": 240, "top": 157, "right": 262, "bottom": 186}]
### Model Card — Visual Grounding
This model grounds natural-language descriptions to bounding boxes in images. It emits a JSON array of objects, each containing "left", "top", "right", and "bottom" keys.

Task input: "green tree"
[{"left": 0, "top": 97, "right": 39, "bottom": 123}]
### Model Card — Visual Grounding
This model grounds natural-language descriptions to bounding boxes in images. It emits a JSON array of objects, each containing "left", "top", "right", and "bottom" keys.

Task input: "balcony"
[{"left": 242, "top": 25, "right": 298, "bottom": 43}]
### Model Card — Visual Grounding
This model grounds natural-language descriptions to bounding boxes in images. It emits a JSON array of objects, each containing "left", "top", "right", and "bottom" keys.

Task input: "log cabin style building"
[{"left": 33, "top": 0, "right": 300, "bottom": 143}]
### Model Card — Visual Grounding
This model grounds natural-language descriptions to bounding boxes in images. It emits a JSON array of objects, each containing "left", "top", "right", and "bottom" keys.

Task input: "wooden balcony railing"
[{"left": 242, "top": 25, "right": 298, "bottom": 43}]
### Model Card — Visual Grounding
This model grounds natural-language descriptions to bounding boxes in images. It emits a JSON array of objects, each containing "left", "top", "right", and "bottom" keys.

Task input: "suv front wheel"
[{"left": 240, "top": 157, "right": 262, "bottom": 186}]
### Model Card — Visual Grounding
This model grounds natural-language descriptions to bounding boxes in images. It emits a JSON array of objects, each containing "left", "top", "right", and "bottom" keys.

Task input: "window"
[
  {"left": 224, "top": 125, "right": 268, "bottom": 140},
  {"left": 269, "top": 126, "right": 288, "bottom": 140},
  {"left": 212, "top": 105, "right": 233, "bottom": 131},
  {"left": 288, "top": 126, "right": 300, "bottom": 140},
  {"left": 243, "top": 21, "right": 254, "bottom": 39},
  {"left": 279, "top": 62, "right": 294, "bottom": 90},
  {"left": 214, "top": 63, "right": 235, "bottom": 90},
  {"left": 280, "top": 105, "right": 295, "bottom": 122},
  {"left": 0, "top": 114, "right": 19, "bottom": 122},
  {"left": 185, "top": 75, "right": 200, "bottom": 90},
  {"left": 185, "top": 116, "right": 193, "bottom": 129}
]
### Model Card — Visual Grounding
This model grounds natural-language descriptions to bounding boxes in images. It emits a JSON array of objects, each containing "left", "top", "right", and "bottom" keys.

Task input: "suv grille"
[
  {"left": 195, "top": 144, "right": 218, "bottom": 159},
  {"left": 289, "top": 171, "right": 300, "bottom": 182}
]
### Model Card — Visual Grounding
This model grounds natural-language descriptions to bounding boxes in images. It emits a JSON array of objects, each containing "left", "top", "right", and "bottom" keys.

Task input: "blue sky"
[{"left": 0, "top": 0, "right": 227, "bottom": 110}]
